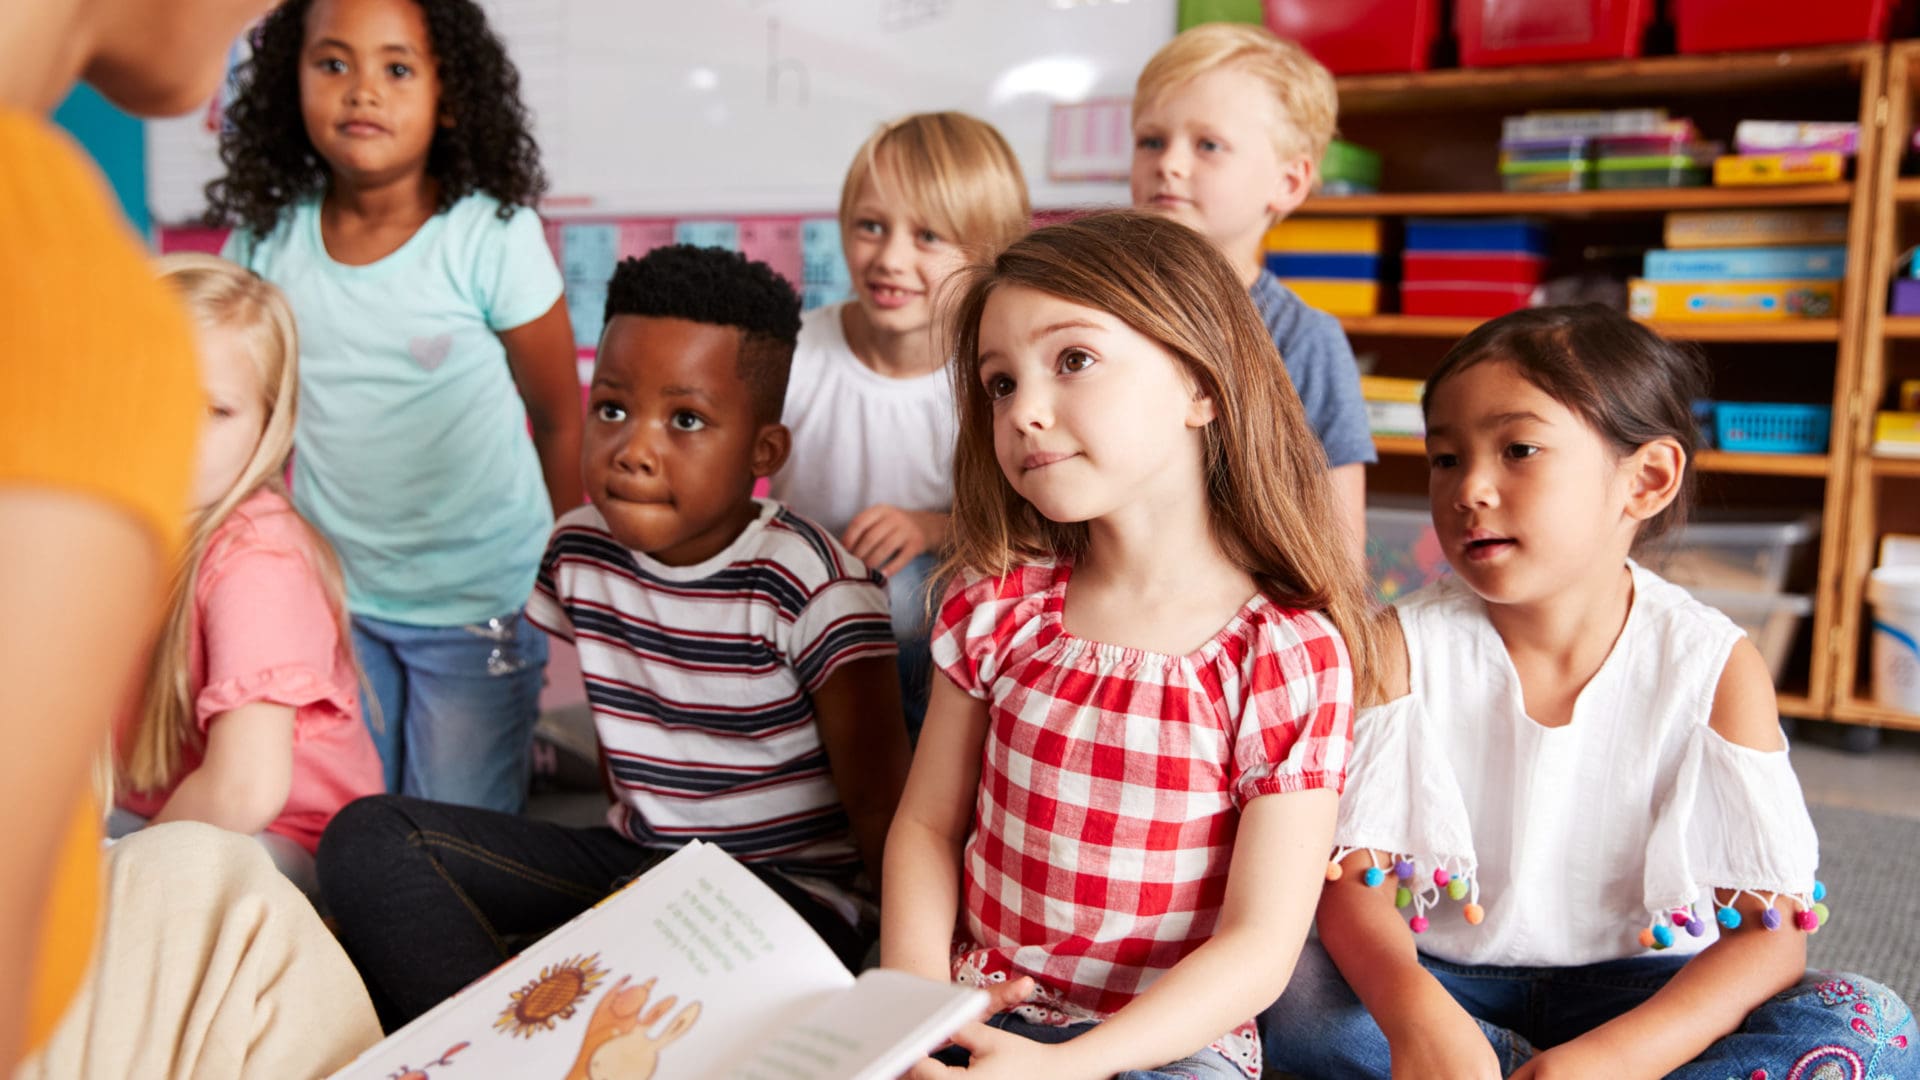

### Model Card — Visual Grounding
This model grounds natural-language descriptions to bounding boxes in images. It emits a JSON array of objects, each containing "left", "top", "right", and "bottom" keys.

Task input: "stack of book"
[
  {"left": 1263, "top": 217, "right": 1382, "bottom": 316},
  {"left": 1714, "top": 121, "right": 1857, "bottom": 188},
  {"left": 1630, "top": 208, "right": 1848, "bottom": 322}
]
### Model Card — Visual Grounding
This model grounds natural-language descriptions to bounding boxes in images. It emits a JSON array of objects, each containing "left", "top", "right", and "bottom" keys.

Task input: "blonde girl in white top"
[{"left": 1262, "top": 305, "right": 1916, "bottom": 1080}]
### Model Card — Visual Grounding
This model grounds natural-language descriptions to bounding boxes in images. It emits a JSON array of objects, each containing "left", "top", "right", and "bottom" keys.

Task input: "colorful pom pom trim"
[
  {"left": 1639, "top": 881, "right": 1829, "bottom": 951},
  {"left": 1328, "top": 846, "right": 1480, "bottom": 934}
]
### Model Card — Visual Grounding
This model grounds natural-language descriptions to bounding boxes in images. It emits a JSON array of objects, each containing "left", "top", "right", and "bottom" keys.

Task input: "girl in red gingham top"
[{"left": 881, "top": 211, "right": 1385, "bottom": 1080}]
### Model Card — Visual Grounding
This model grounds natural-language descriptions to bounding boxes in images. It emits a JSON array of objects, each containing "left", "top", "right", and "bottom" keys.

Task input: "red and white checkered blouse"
[{"left": 931, "top": 560, "right": 1354, "bottom": 1077}]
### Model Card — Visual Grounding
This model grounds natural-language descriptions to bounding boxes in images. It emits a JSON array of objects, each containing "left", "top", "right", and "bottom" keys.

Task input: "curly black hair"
[
  {"left": 204, "top": 0, "right": 546, "bottom": 235},
  {"left": 605, "top": 245, "right": 803, "bottom": 423}
]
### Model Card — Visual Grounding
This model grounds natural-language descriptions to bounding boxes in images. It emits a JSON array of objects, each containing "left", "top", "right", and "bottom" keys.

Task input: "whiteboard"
[{"left": 147, "top": 0, "right": 1177, "bottom": 224}]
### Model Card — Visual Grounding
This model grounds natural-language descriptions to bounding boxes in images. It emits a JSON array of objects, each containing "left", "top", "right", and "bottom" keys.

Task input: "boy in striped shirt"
[{"left": 318, "top": 246, "right": 911, "bottom": 1029}]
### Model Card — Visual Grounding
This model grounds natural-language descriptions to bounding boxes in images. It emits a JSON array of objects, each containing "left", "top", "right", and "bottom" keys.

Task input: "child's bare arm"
[
  {"left": 882, "top": 675, "right": 991, "bottom": 984},
  {"left": 1512, "top": 638, "right": 1806, "bottom": 1080},
  {"left": 1319, "top": 850, "right": 1502, "bottom": 1079},
  {"left": 1329, "top": 463, "right": 1367, "bottom": 568},
  {"left": 990, "top": 789, "right": 1334, "bottom": 1079},
  {"left": 150, "top": 701, "right": 296, "bottom": 835},
  {"left": 810, "top": 655, "right": 912, "bottom": 889},
  {"left": 501, "top": 298, "right": 585, "bottom": 514}
]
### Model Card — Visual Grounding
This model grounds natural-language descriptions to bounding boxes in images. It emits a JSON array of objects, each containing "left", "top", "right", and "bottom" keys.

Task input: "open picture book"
[{"left": 328, "top": 841, "right": 986, "bottom": 1079}]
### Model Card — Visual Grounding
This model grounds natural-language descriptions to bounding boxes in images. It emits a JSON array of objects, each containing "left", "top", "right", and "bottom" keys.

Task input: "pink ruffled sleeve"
[{"left": 194, "top": 545, "right": 352, "bottom": 729}]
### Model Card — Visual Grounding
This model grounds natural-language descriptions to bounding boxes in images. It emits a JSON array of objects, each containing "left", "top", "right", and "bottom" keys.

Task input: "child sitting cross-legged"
[{"left": 319, "top": 245, "right": 912, "bottom": 1031}]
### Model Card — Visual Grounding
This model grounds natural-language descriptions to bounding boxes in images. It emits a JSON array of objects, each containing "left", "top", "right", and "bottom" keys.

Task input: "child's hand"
[
  {"left": 906, "top": 1022, "right": 1063, "bottom": 1080},
  {"left": 1385, "top": 1005, "right": 1503, "bottom": 1080},
  {"left": 978, "top": 975, "right": 1035, "bottom": 1019},
  {"left": 1508, "top": 1040, "right": 1611, "bottom": 1080},
  {"left": 843, "top": 504, "right": 933, "bottom": 577}
]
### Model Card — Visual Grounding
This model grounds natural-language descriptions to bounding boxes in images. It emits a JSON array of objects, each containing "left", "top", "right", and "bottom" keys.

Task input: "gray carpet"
[{"left": 1807, "top": 804, "right": 1920, "bottom": 1005}]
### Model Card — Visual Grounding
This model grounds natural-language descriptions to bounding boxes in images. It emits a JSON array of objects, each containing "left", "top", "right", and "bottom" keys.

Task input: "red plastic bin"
[
  {"left": 1263, "top": 0, "right": 1440, "bottom": 75},
  {"left": 1456, "top": 0, "right": 1653, "bottom": 67},
  {"left": 1403, "top": 252, "right": 1548, "bottom": 285},
  {"left": 1402, "top": 281, "right": 1537, "bottom": 317},
  {"left": 1674, "top": 0, "right": 1899, "bottom": 53}
]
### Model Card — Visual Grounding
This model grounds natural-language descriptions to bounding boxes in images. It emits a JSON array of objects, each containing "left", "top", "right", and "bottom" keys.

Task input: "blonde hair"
[
  {"left": 839, "top": 111, "right": 1031, "bottom": 260},
  {"left": 941, "top": 210, "right": 1381, "bottom": 703},
  {"left": 120, "top": 253, "right": 358, "bottom": 793},
  {"left": 1134, "top": 22, "right": 1338, "bottom": 166}
]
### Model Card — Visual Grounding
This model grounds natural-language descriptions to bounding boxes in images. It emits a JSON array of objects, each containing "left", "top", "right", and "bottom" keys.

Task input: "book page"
[
  {"left": 329, "top": 842, "right": 854, "bottom": 1079},
  {"left": 726, "top": 969, "right": 987, "bottom": 1080}
]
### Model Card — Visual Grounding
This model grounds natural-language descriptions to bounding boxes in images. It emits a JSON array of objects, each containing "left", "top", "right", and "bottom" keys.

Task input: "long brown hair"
[
  {"left": 940, "top": 210, "right": 1382, "bottom": 702},
  {"left": 121, "top": 254, "right": 360, "bottom": 793}
]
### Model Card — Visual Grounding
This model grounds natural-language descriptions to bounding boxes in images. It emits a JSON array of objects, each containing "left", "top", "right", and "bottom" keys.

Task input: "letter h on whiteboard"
[{"left": 1048, "top": 99, "right": 1133, "bottom": 182}]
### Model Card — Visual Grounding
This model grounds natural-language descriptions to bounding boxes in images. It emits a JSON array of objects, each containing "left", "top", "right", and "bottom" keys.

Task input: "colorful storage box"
[
  {"left": 1404, "top": 218, "right": 1549, "bottom": 255},
  {"left": 1365, "top": 500, "right": 1449, "bottom": 603},
  {"left": 1456, "top": 0, "right": 1653, "bottom": 66},
  {"left": 1264, "top": 217, "right": 1383, "bottom": 253},
  {"left": 1362, "top": 376, "right": 1426, "bottom": 438},
  {"left": 1278, "top": 279, "right": 1380, "bottom": 316},
  {"left": 1644, "top": 246, "right": 1847, "bottom": 281},
  {"left": 1652, "top": 513, "right": 1821, "bottom": 594},
  {"left": 1674, "top": 0, "right": 1900, "bottom": 52},
  {"left": 1403, "top": 252, "right": 1547, "bottom": 284},
  {"left": 1664, "top": 209, "right": 1850, "bottom": 249},
  {"left": 1402, "top": 280, "right": 1536, "bottom": 317},
  {"left": 1713, "top": 151, "right": 1846, "bottom": 187},
  {"left": 1875, "top": 412, "right": 1920, "bottom": 458},
  {"left": 1321, "top": 140, "right": 1383, "bottom": 194},
  {"left": 1892, "top": 278, "right": 1920, "bottom": 315},
  {"left": 1628, "top": 278, "right": 1842, "bottom": 320},
  {"left": 1714, "top": 403, "right": 1832, "bottom": 453},
  {"left": 1263, "top": 0, "right": 1441, "bottom": 74}
]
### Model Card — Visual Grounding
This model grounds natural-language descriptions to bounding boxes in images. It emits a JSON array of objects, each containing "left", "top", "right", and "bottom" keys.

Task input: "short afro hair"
[{"left": 604, "top": 245, "right": 802, "bottom": 422}]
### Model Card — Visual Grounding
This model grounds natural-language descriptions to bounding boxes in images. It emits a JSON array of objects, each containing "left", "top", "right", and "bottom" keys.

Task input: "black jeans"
[{"left": 317, "top": 794, "right": 872, "bottom": 1030}]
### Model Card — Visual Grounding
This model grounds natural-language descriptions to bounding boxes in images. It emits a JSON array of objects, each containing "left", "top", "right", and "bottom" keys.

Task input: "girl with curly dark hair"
[{"left": 211, "top": 0, "right": 583, "bottom": 816}]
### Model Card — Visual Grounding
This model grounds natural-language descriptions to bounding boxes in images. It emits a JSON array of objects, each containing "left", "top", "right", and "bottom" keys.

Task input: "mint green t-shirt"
[{"left": 225, "top": 193, "right": 564, "bottom": 626}]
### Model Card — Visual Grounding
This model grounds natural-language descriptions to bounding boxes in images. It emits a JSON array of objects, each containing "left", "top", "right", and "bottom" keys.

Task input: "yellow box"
[
  {"left": 1276, "top": 278, "right": 1379, "bottom": 316},
  {"left": 1712, "top": 151, "right": 1845, "bottom": 187},
  {"left": 1265, "top": 217, "right": 1383, "bottom": 254},
  {"left": 1360, "top": 375, "right": 1424, "bottom": 403},
  {"left": 1627, "top": 278, "right": 1841, "bottom": 321},
  {"left": 1875, "top": 412, "right": 1920, "bottom": 458}
]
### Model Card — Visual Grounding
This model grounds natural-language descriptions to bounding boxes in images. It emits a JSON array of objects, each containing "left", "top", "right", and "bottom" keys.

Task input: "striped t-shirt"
[{"left": 527, "top": 499, "right": 897, "bottom": 909}]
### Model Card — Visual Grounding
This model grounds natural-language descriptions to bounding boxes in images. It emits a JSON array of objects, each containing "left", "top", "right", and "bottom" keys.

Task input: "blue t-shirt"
[
  {"left": 225, "top": 192, "right": 564, "bottom": 626},
  {"left": 1249, "top": 269, "right": 1376, "bottom": 469}
]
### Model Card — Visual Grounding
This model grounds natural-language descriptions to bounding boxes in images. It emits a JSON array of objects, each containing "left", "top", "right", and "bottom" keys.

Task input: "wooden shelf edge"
[
  {"left": 1872, "top": 456, "right": 1920, "bottom": 477},
  {"left": 1342, "top": 315, "right": 1840, "bottom": 342},
  {"left": 1894, "top": 177, "right": 1920, "bottom": 204},
  {"left": 1830, "top": 698, "right": 1920, "bottom": 731},
  {"left": 1335, "top": 47, "right": 1880, "bottom": 111},
  {"left": 1303, "top": 185, "right": 1854, "bottom": 217},
  {"left": 1371, "top": 437, "right": 1828, "bottom": 477},
  {"left": 1883, "top": 314, "right": 1920, "bottom": 338}
]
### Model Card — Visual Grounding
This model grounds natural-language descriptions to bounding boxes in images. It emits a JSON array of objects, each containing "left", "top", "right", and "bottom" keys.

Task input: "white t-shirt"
[
  {"left": 1335, "top": 563, "right": 1821, "bottom": 968},
  {"left": 769, "top": 303, "right": 957, "bottom": 539}
]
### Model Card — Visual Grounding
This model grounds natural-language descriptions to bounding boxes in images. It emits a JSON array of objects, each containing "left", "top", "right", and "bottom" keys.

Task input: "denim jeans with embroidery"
[
  {"left": 1261, "top": 941, "right": 1917, "bottom": 1078},
  {"left": 351, "top": 608, "right": 547, "bottom": 813}
]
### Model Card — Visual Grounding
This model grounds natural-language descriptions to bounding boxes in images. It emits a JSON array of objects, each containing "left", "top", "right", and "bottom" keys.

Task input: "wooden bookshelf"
[
  {"left": 1337, "top": 45, "right": 1886, "bottom": 725},
  {"left": 1372, "top": 436, "right": 1831, "bottom": 478},
  {"left": 1342, "top": 315, "right": 1842, "bottom": 342},
  {"left": 1301, "top": 185, "right": 1853, "bottom": 217},
  {"left": 1871, "top": 456, "right": 1920, "bottom": 478},
  {"left": 1882, "top": 315, "right": 1920, "bottom": 338}
]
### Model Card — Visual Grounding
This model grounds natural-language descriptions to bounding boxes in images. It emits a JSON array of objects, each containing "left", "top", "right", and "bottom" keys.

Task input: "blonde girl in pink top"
[{"left": 113, "top": 253, "right": 382, "bottom": 895}]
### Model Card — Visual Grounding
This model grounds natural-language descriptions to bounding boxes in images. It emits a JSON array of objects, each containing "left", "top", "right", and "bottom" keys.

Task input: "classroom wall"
[{"left": 54, "top": 84, "right": 149, "bottom": 235}]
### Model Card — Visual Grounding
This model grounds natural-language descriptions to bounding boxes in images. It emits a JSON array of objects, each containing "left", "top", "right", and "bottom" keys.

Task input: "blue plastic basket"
[{"left": 1714, "top": 403, "right": 1831, "bottom": 454}]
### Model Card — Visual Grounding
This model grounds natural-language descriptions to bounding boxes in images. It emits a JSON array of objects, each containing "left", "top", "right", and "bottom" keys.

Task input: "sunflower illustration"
[{"left": 494, "top": 954, "right": 610, "bottom": 1038}]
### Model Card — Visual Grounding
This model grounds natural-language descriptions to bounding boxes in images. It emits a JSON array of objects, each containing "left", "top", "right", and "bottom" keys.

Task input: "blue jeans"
[
  {"left": 351, "top": 609, "right": 548, "bottom": 814},
  {"left": 1262, "top": 941, "right": 1919, "bottom": 1079},
  {"left": 888, "top": 552, "right": 937, "bottom": 743},
  {"left": 933, "top": 1012, "right": 1249, "bottom": 1079}
]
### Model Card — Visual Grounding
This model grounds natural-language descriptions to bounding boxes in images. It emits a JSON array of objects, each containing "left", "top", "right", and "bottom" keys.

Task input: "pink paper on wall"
[
  {"left": 618, "top": 220, "right": 676, "bottom": 260},
  {"left": 159, "top": 226, "right": 231, "bottom": 255},
  {"left": 738, "top": 217, "right": 805, "bottom": 288}
]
